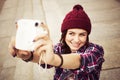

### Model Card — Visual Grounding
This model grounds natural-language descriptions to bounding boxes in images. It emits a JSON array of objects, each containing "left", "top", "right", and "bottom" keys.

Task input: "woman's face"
[{"left": 65, "top": 28, "right": 88, "bottom": 52}]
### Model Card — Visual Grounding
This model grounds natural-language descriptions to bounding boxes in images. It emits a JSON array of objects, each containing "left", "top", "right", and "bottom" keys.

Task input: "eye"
[
  {"left": 79, "top": 33, "right": 86, "bottom": 36},
  {"left": 69, "top": 32, "right": 74, "bottom": 36}
]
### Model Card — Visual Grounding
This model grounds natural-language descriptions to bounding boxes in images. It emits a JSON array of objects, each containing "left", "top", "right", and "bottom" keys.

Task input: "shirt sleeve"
[{"left": 79, "top": 44, "right": 105, "bottom": 73}]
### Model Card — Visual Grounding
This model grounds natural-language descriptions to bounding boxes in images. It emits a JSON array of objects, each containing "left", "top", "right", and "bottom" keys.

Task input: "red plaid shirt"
[{"left": 53, "top": 42, "right": 104, "bottom": 80}]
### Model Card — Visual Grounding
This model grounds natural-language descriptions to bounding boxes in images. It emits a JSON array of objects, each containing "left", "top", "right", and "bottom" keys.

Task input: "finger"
[
  {"left": 8, "top": 37, "right": 17, "bottom": 57},
  {"left": 40, "top": 22, "right": 50, "bottom": 38},
  {"left": 40, "top": 22, "right": 49, "bottom": 33},
  {"left": 33, "top": 22, "right": 51, "bottom": 42},
  {"left": 12, "top": 47, "right": 17, "bottom": 57},
  {"left": 8, "top": 44, "right": 15, "bottom": 55},
  {"left": 34, "top": 39, "right": 47, "bottom": 51},
  {"left": 35, "top": 45, "right": 46, "bottom": 55},
  {"left": 16, "top": 23, "right": 18, "bottom": 29},
  {"left": 9, "top": 48, "right": 17, "bottom": 57},
  {"left": 8, "top": 37, "right": 15, "bottom": 49},
  {"left": 16, "top": 50, "right": 30, "bottom": 59},
  {"left": 33, "top": 32, "right": 48, "bottom": 42},
  {"left": 41, "top": 23, "right": 50, "bottom": 39}
]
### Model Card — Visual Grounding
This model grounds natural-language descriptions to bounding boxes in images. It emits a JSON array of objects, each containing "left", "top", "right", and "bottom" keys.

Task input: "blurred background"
[{"left": 0, "top": 0, "right": 120, "bottom": 80}]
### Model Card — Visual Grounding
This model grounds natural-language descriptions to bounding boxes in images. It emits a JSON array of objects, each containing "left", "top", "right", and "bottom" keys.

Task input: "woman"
[{"left": 9, "top": 4, "right": 104, "bottom": 80}]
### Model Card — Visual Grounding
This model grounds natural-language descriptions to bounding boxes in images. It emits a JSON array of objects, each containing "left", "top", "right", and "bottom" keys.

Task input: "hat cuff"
[{"left": 61, "top": 20, "right": 91, "bottom": 34}]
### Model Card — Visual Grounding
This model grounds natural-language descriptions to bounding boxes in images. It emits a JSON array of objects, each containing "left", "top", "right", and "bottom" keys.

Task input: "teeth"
[{"left": 72, "top": 43, "right": 79, "bottom": 47}]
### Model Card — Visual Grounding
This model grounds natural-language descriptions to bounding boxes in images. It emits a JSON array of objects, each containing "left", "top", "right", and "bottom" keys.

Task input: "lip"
[
  {"left": 71, "top": 42, "right": 80, "bottom": 48},
  {"left": 70, "top": 43, "right": 80, "bottom": 52}
]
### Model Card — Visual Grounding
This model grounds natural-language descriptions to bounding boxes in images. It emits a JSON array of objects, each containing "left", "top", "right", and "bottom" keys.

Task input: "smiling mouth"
[{"left": 71, "top": 43, "right": 80, "bottom": 48}]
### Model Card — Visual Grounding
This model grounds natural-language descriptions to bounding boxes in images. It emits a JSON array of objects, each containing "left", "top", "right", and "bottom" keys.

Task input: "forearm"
[{"left": 50, "top": 53, "right": 81, "bottom": 69}]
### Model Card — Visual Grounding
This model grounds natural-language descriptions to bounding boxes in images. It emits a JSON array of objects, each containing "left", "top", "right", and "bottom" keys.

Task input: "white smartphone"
[{"left": 15, "top": 19, "right": 47, "bottom": 51}]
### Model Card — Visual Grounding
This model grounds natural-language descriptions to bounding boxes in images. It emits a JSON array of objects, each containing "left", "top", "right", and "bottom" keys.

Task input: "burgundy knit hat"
[{"left": 61, "top": 4, "right": 91, "bottom": 35}]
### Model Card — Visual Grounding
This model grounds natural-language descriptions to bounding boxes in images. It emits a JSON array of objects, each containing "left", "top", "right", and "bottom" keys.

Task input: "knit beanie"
[{"left": 61, "top": 4, "right": 91, "bottom": 35}]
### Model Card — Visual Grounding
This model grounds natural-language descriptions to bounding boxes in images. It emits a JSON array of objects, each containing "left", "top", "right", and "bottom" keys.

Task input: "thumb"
[{"left": 33, "top": 32, "right": 48, "bottom": 42}]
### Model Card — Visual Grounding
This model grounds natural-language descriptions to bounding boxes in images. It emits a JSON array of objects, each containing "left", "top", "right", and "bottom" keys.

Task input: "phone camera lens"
[{"left": 35, "top": 22, "right": 38, "bottom": 27}]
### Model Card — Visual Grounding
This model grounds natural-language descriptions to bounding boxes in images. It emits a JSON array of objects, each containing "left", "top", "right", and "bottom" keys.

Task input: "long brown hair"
[{"left": 60, "top": 30, "right": 89, "bottom": 54}]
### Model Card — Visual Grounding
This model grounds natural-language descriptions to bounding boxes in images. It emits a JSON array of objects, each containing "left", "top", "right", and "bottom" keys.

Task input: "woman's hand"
[
  {"left": 8, "top": 22, "right": 54, "bottom": 64},
  {"left": 33, "top": 23, "right": 55, "bottom": 64},
  {"left": 8, "top": 36, "right": 40, "bottom": 63},
  {"left": 8, "top": 37, "right": 32, "bottom": 60}
]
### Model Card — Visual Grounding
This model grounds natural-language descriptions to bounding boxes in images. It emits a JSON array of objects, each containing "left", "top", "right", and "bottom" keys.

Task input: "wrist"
[
  {"left": 55, "top": 53, "right": 63, "bottom": 68},
  {"left": 51, "top": 53, "right": 63, "bottom": 68}
]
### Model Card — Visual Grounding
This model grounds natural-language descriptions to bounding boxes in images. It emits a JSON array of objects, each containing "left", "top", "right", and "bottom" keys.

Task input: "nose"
[{"left": 74, "top": 35, "right": 80, "bottom": 42}]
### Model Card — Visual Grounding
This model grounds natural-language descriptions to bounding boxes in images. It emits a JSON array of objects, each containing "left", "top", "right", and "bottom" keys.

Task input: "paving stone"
[
  {"left": 0, "top": 0, "right": 6, "bottom": 12},
  {"left": 14, "top": 60, "right": 33, "bottom": 80},
  {"left": 0, "top": 67, "right": 15, "bottom": 80},
  {"left": 2, "top": 0, "right": 18, "bottom": 9},
  {"left": 100, "top": 68, "right": 120, "bottom": 80},
  {"left": 0, "top": 37, "right": 11, "bottom": 64},
  {"left": 0, "top": 20, "right": 16, "bottom": 36},
  {"left": 32, "top": 0, "right": 46, "bottom": 20},
  {"left": 0, "top": 7, "right": 17, "bottom": 21}
]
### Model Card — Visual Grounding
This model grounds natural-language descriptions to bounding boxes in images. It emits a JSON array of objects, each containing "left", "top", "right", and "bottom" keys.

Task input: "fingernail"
[
  {"left": 31, "top": 51, "right": 34, "bottom": 53},
  {"left": 33, "top": 40, "right": 35, "bottom": 42},
  {"left": 41, "top": 22, "right": 43, "bottom": 24},
  {"left": 13, "top": 47, "right": 16, "bottom": 50},
  {"left": 13, "top": 53, "right": 17, "bottom": 57},
  {"left": 15, "top": 22, "right": 17, "bottom": 24}
]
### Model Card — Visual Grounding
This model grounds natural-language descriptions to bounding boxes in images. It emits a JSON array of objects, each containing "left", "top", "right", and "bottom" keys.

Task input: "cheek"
[
  {"left": 80, "top": 36, "right": 87, "bottom": 43},
  {"left": 65, "top": 34, "right": 73, "bottom": 42}
]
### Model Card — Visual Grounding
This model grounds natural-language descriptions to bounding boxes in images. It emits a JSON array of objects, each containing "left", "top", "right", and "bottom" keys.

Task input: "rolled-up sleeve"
[{"left": 79, "top": 45, "right": 105, "bottom": 73}]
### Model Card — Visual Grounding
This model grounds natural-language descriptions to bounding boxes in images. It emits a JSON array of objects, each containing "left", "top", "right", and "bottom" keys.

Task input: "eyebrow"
[
  {"left": 80, "top": 32, "right": 87, "bottom": 34},
  {"left": 68, "top": 31, "right": 87, "bottom": 34}
]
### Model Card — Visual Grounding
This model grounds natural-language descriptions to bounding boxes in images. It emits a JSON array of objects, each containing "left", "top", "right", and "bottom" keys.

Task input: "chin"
[{"left": 71, "top": 48, "right": 79, "bottom": 52}]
